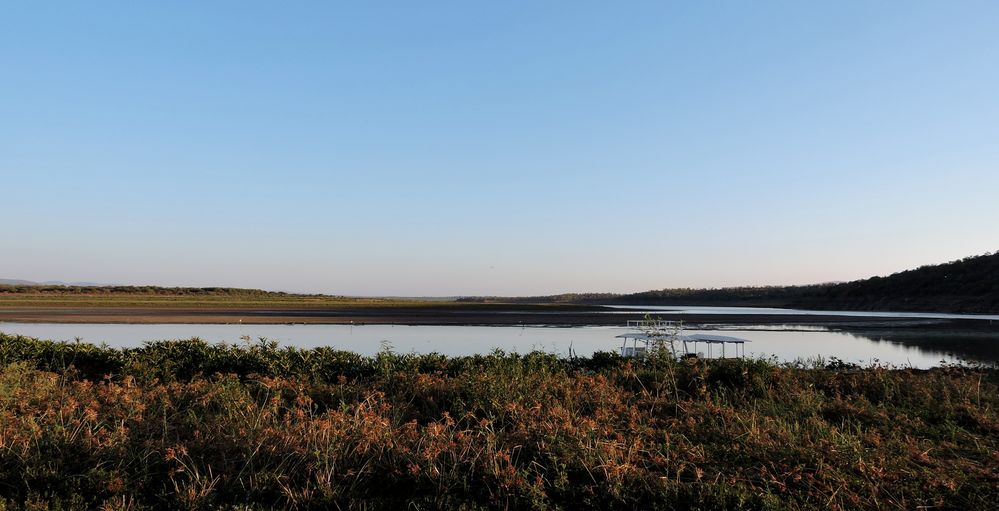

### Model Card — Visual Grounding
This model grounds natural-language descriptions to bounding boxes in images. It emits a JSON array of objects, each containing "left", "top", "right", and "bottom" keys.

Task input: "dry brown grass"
[{"left": 0, "top": 335, "right": 996, "bottom": 509}]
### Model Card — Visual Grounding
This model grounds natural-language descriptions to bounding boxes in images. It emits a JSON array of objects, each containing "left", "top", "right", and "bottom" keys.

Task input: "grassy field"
[
  {"left": 0, "top": 286, "right": 614, "bottom": 326},
  {"left": 0, "top": 334, "right": 996, "bottom": 510},
  {"left": 0, "top": 286, "right": 434, "bottom": 309},
  {"left": 0, "top": 285, "right": 604, "bottom": 311}
]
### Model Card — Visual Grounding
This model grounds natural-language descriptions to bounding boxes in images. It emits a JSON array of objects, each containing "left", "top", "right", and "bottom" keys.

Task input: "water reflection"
[
  {"left": 830, "top": 326, "right": 999, "bottom": 365},
  {"left": 2, "top": 322, "right": 997, "bottom": 368}
]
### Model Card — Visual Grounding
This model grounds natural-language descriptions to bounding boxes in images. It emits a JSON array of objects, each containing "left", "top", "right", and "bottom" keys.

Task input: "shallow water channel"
[{"left": 3, "top": 321, "right": 997, "bottom": 368}]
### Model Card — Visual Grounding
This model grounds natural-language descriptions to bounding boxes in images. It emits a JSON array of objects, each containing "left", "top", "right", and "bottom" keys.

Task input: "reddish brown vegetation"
[{"left": 0, "top": 335, "right": 996, "bottom": 509}]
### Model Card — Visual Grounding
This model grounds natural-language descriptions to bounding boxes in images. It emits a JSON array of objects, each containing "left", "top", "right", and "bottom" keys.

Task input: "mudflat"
[
  {"left": 4, "top": 292, "right": 996, "bottom": 329},
  {"left": 0, "top": 303, "right": 986, "bottom": 329}
]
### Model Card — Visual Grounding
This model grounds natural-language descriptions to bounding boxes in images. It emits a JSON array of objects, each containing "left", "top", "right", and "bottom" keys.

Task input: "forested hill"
[
  {"left": 599, "top": 285, "right": 826, "bottom": 307},
  {"left": 612, "top": 252, "right": 999, "bottom": 313},
  {"left": 459, "top": 252, "right": 999, "bottom": 313},
  {"left": 787, "top": 251, "right": 999, "bottom": 313}
]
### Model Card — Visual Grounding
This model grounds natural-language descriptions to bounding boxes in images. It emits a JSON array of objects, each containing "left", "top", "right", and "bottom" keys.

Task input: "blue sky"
[{"left": 2, "top": 2, "right": 998, "bottom": 295}]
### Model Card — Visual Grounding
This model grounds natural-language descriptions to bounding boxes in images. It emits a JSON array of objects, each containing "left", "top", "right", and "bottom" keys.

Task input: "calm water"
[{"left": 3, "top": 322, "right": 997, "bottom": 368}]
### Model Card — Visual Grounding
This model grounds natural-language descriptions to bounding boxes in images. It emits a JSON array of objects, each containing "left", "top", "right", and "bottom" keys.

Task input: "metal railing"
[{"left": 626, "top": 319, "right": 680, "bottom": 331}]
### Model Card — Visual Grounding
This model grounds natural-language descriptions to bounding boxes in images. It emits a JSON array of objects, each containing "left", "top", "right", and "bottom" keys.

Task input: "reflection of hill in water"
[{"left": 835, "top": 325, "right": 999, "bottom": 365}]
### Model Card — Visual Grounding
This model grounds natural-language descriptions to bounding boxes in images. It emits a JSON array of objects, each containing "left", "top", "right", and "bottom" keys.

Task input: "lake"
[{"left": 3, "top": 320, "right": 998, "bottom": 368}]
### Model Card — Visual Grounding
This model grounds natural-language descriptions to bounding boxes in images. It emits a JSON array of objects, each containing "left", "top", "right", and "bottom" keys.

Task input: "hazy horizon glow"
[{"left": 3, "top": 2, "right": 998, "bottom": 296}]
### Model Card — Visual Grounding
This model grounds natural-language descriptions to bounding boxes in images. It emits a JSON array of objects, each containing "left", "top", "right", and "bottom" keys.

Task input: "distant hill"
[
  {"left": 0, "top": 279, "right": 38, "bottom": 286},
  {"left": 0, "top": 283, "right": 327, "bottom": 297},
  {"left": 8, "top": 251, "right": 999, "bottom": 313},
  {"left": 610, "top": 251, "right": 999, "bottom": 313},
  {"left": 459, "top": 251, "right": 999, "bottom": 313},
  {"left": 598, "top": 285, "right": 827, "bottom": 307},
  {"left": 787, "top": 252, "right": 999, "bottom": 313},
  {"left": 0, "top": 278, "right": 105, "bottom": 287}
]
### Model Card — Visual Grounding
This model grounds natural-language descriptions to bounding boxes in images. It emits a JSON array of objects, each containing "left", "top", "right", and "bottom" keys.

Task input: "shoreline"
[{"left": 1, "top": 306, "right": 995, "bottom": 330}]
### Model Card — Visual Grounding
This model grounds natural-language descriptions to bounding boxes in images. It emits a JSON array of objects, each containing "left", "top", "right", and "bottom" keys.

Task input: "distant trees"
[
  {"left": 460, "top": 251, "right": 999, "bottom": 314},
  {"left": 790, "top": 251, "right": 999, "bottom": 312},
  {"left": 0, "top": 284, "right": 332, "bottom": 298},
  {"left": 609, "top": 251, "right": 999, "bottom": 313}
]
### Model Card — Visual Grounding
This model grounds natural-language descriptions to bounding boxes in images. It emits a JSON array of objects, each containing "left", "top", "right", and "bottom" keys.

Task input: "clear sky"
[{"left": 2, "top": 2, "right": 998, "bottom": 296}]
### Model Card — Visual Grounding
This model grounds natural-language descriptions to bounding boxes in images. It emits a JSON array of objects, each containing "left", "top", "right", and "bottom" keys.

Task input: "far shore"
[{"left": 1, "top": 304, "right": 994, "bottom": 330}]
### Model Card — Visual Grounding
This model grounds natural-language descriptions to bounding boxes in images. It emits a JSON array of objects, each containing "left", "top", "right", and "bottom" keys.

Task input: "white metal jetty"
[{"left": 615, "top": 319, "right": 749, "bottom": 359}]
